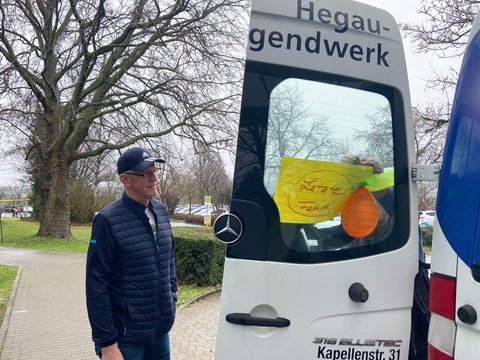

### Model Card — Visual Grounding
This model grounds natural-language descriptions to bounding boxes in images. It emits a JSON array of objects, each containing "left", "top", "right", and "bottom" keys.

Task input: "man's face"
[{"left": 120, "top": 163, "right": 159, "bottom": 205}]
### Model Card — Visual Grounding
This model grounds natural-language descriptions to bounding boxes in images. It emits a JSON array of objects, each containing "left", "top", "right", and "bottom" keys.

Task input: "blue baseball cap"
[{"left": 117, "top": 147, "right": 165, "bottom": 175}]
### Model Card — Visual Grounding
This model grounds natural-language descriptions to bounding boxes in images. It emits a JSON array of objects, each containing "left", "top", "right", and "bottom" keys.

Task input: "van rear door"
[{"left": 214, "top": 1, "right": 419, "bottom": 359}]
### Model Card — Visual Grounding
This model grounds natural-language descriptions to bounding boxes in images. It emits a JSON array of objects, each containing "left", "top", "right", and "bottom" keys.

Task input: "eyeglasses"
[{"left": 124, "top": 169, "right": 160, "bottom": 179}]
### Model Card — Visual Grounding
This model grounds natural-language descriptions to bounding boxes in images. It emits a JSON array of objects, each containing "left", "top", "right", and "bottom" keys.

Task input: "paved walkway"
[{"left": 0, "top": 247, "right": 220, "bottom": 359}]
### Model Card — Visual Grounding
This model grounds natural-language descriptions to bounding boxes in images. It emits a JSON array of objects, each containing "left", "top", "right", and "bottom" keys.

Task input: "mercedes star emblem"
[{"left": 213, "top": 213, "right": 243, "bottom": 244}]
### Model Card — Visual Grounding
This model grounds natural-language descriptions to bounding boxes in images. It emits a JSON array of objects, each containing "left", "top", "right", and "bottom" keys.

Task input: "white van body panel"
[
  {"left": 430, "top": 222, "right": 457, "bottom": 278},
  {"left": 455, "top": 260, "right": 480, "bottom": 359},
  {"left": 216, "top": 238, "right": 417, "bottom": 359}
]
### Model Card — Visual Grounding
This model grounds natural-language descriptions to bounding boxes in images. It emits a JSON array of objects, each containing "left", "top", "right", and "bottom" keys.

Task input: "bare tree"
[
  {"left": 399, "top": 2, "right": 477, "bottom": 208},
  {"left": 70, "top": 149, "right": 117, "bottom": 187},
  {"left": 413, "top": 106, "right": 448, "bottom": 210},
  {"left": 413, "top": 107, "right": 448, "bottom": 165},
  {"left": 400, "top": 1, "right": 478, "bottom": 57},
  {"left": 161, "top": 147, "right": 232, "bottom": 212},
  {"left": 399, "top": 1, "right": 478, "bottom": 125},
  {"left": 264, "top": 81, "right": 338, "bottom": 189},
  {"left": 354, "top": 106, "right": 394, "bottom": 167},
  {"left": 173, "top": 157, "right": 204, "bottom": 211},
  {"left": 157, "top": 161, "right": 184, "bottom": 215},
  {"left": 0, "top": 183, "right": 25, "bottom": 200},
  {"left": 0, "top": 0, "right": 249, "bottom": 238},
  {"left": 191, "top": 150, "right": 232, "bottom": 210}
]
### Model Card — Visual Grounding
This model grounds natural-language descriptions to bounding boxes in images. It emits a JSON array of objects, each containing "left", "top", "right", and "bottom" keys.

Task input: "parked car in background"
[
  {"left": 190, "top": 205, "right": 211, "bottom": 215},
  {"left": 174, "top": 204, "right": 229, "bottom": 215},
  {"left": 175, "top": 204, "right": 203, "bottom": 214},
  {"left": 6, "top": 205, "right": 20, "bottom": 216},
  {"left": 18, "top": 206, "right": 33, "bottom": 218},
  {"left": 418, "top": 210, "right": 435, "bottom": 222}
]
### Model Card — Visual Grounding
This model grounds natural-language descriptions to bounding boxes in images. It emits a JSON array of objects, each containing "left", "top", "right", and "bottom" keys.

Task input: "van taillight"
[
  {"left": 428, "top": 344, "right": 454, "bottom": 360},
  {"left": 428, "top": 273, "right": 456, "bottom": 360}
]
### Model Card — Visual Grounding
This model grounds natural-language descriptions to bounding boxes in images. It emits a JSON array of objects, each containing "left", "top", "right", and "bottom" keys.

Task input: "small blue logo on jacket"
[{"left": 90, "top": 239, "right": 97, "bottom": 244}]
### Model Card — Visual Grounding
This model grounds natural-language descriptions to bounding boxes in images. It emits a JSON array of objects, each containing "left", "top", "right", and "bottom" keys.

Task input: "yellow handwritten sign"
[{"left": 273, "top": 158, "right": 375, "bottom": 224}]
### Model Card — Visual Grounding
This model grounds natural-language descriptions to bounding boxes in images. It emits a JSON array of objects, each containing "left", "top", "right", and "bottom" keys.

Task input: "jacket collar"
[{"left": 122, "top": 192, "right": 151, "bottom": 215}]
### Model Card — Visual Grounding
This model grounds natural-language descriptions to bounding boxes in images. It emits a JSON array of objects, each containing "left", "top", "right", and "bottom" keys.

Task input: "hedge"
[
  {"left": 421, "top": 226, "right": 433, "bottom": 247},
  {"left": 172, "top": 226, "right": 226, "bottom": 287}
]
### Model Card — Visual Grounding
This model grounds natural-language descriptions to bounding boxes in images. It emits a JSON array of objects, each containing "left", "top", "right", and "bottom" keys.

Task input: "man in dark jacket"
[{"left": 86, "top": 147, "right": 177, "bottom": 360}]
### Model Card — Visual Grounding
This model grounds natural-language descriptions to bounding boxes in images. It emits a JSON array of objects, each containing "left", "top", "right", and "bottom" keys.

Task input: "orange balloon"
[{"left": 341, "top": 187, "right": 379, "bottom": 238}]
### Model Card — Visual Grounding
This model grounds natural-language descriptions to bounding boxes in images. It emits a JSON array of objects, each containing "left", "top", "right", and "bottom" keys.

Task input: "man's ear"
[{"left": 119, "top": 174, "right": 131, "bottom": 187}]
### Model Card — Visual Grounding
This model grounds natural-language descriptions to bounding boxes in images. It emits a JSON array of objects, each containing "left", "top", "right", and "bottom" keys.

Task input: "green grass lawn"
[
  {"left": 0, "top": 217, "right": 215, "bottom": 308},
  {"left": 0, "top": 265, "right": 18, "bottom": 325},
  {"left": 0, "top": 218, "right": 91, "bottom": 252}
]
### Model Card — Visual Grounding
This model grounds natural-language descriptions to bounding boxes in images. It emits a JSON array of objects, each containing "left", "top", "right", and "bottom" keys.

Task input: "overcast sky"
[{"left": 0, "top": 1, "right": 465, "bottom": 185}]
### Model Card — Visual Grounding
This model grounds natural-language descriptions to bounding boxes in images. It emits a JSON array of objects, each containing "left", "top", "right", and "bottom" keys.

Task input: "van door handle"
[{"left": 226, "top": 313, "right": 291, "bottom": 327}]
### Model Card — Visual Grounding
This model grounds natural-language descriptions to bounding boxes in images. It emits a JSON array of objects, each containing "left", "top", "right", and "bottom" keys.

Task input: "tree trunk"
[{"left": 37, "top": 149, "right": 72, "bottom": 239}]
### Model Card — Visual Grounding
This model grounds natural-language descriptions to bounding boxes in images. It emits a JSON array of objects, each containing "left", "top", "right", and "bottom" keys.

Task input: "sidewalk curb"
[
  {"left": 0, "top": 265, "right": 22, "bottom": 353},
  {"left": 178, "top": 288, "right": 221, "bottom": 311}
]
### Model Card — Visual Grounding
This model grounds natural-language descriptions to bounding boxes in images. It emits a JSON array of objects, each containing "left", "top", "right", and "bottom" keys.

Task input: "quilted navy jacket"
[{"left": 86, "top": 192, "right": 177, "bottom": 348}]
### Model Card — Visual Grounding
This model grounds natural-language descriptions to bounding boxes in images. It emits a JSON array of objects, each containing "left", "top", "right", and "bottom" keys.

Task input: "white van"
[
  {"left": 427, "top": 8, "right": 480, "bottom": 360},
  {"left": 213, "top": 0, "right": 423, "bottom": 359}
]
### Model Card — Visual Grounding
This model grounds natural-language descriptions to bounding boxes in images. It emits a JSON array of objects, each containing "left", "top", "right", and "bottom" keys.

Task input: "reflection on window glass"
[{"left": 264, "top": 78, "right": 394, "bottom": 254}]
